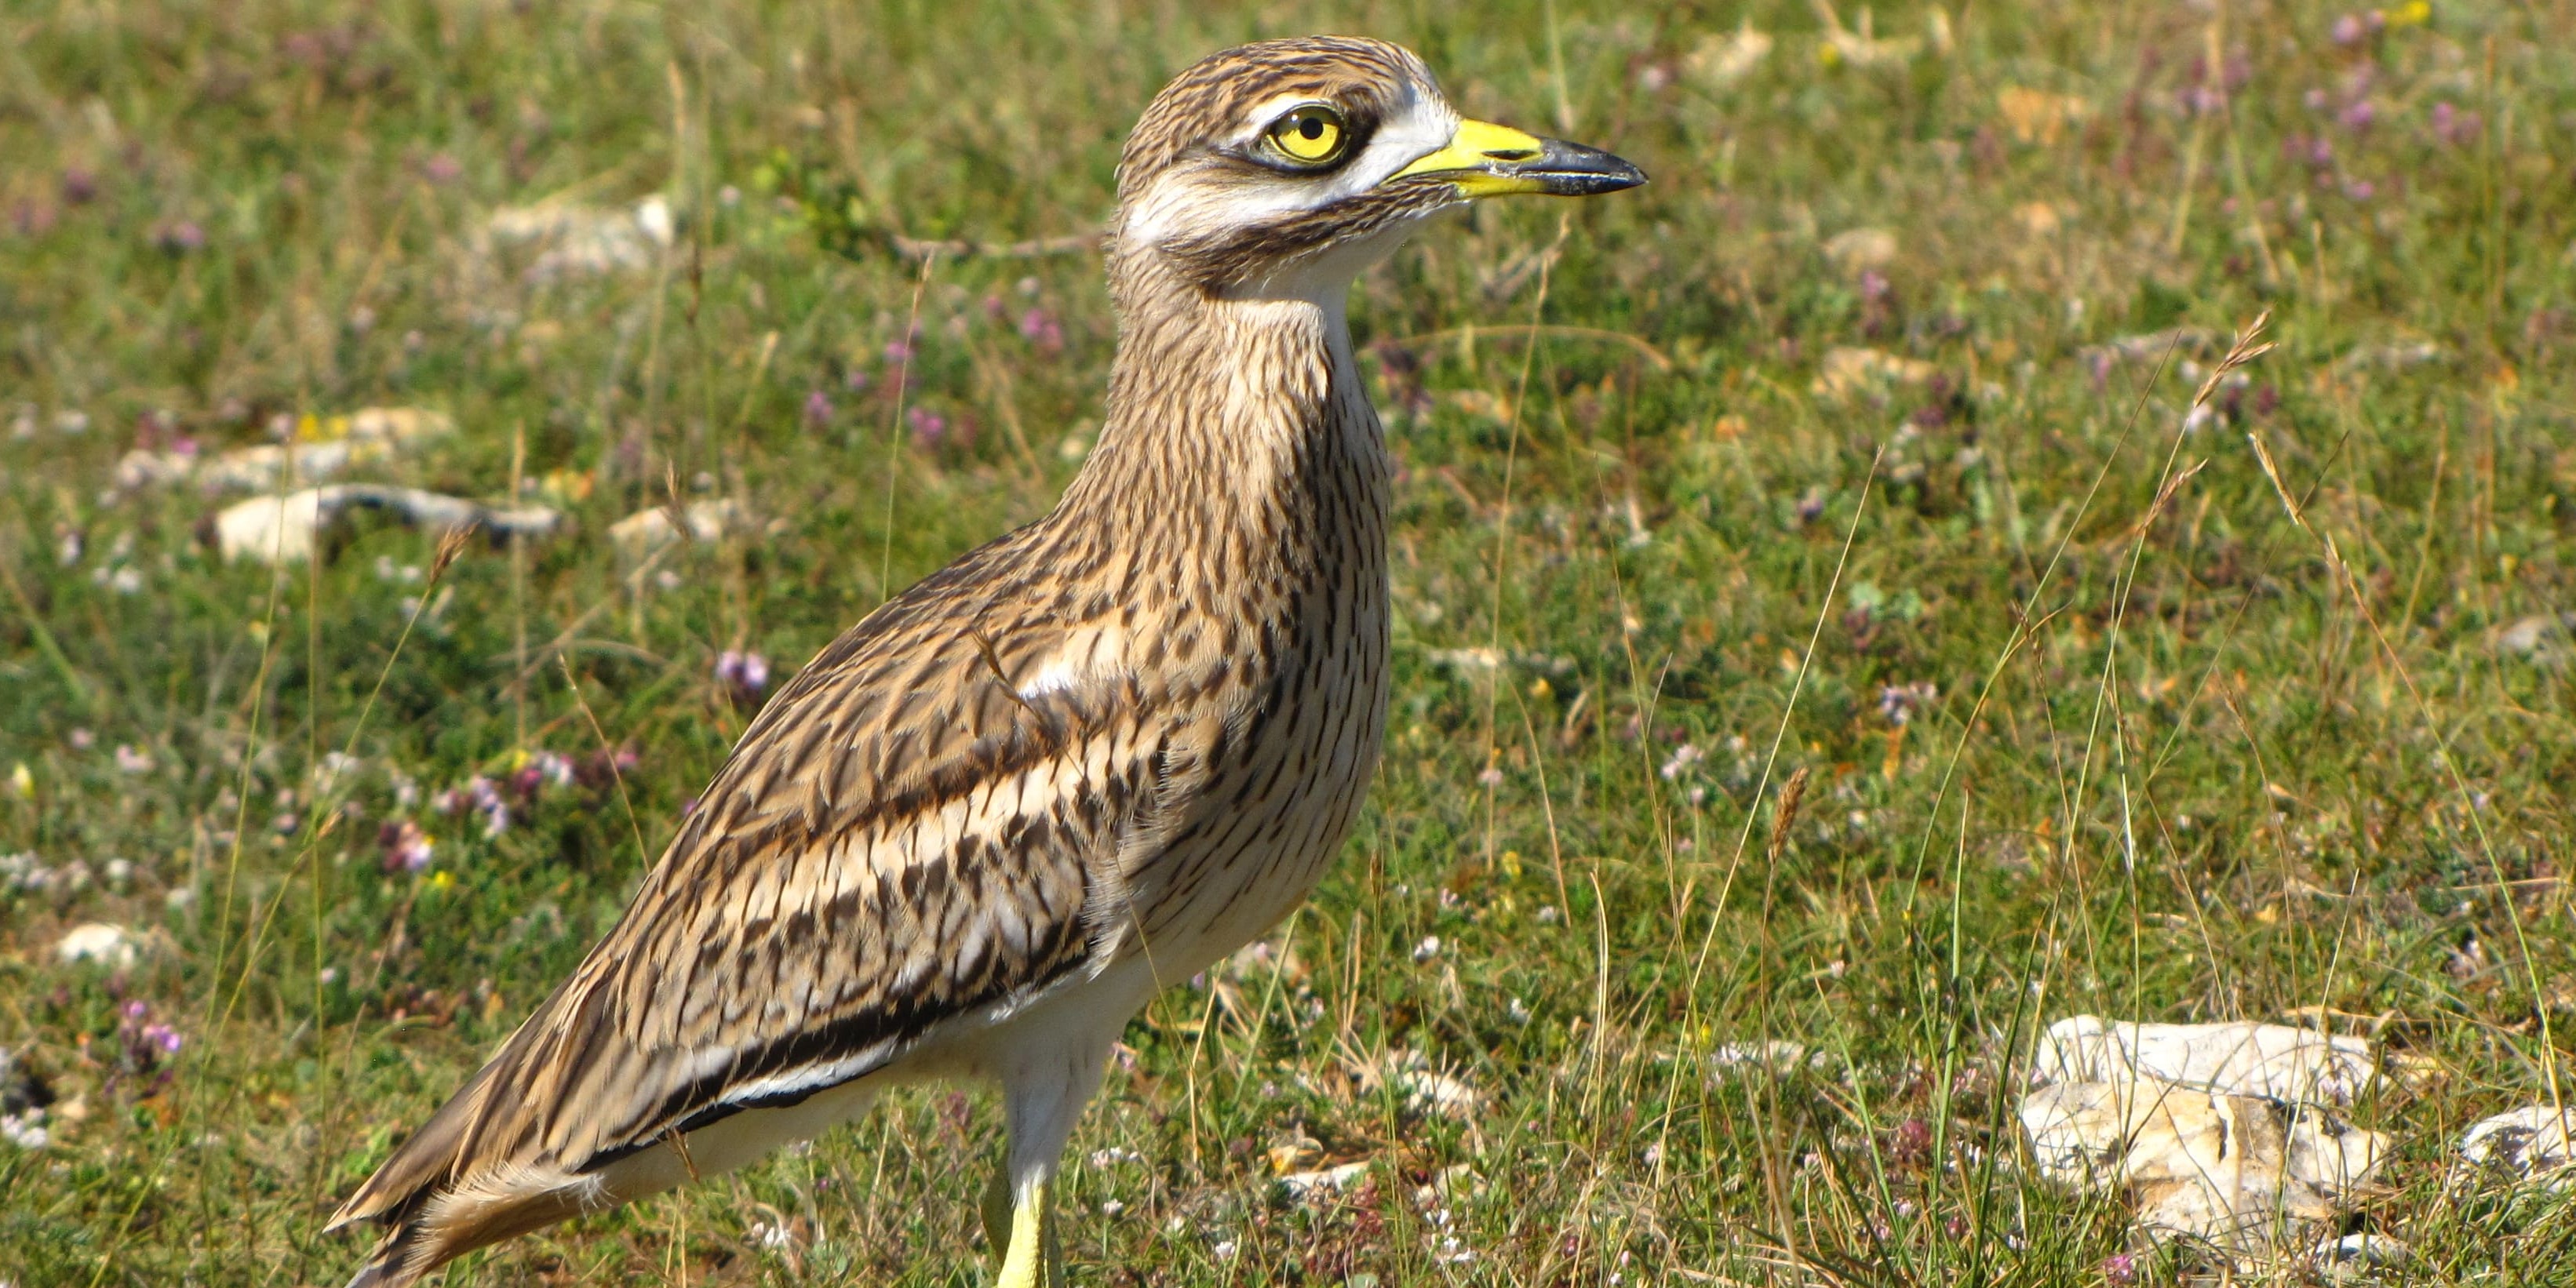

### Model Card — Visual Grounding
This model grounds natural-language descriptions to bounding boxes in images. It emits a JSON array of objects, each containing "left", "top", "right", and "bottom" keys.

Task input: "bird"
[{"left": 329, "top": 35, "right": 1641, "bottom": 1288}]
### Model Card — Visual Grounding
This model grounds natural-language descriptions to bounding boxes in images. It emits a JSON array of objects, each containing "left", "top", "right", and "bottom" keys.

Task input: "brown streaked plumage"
[{"left": 331, "top": 35, "right": 1641, "bottom": 1288}]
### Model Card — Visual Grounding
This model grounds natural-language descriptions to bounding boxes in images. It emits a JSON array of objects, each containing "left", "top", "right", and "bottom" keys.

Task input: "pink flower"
[
  {"left": 379, "top": 820, "right": 435, "bottom": 873},
  {"left": 1018, "top": 307, "right": 1065, "bottom": 353},
  {"left": 421, "top": 153, "right": 462, "bottom": 184},
  {"left": 907, "top": 406, "right": 948, "bottom": 449},
  {"left": 151, "top": 220, "right": 206, "bottom": 253},
  {"left": 2431, "top": 101, "right": 2482, "bottom": 146},
  {"left": 716, "top": 649, "right": 771, "bottom": 697},
  {"left": 803, "top": 389, "right": 834, "bottom": 428}
]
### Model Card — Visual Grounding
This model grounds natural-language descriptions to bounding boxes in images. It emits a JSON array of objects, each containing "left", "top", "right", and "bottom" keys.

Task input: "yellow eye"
[{"left": 1265, "top": 105, "right": 1349, "bottom": 166}]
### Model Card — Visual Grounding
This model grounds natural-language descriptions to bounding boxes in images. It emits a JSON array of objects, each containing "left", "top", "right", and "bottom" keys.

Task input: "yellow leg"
[{"left": 987, "top": 1170, "right": 1059, "bottom": 1288}]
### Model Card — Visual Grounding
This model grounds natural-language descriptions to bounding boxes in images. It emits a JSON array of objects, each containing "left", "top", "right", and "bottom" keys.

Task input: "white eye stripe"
[
  {"left": 1236, "top": 92, "right": 1337, "bottom": 146},
  {"left": 1119, "top": 83, "right": 1458, "bottom": 251}
]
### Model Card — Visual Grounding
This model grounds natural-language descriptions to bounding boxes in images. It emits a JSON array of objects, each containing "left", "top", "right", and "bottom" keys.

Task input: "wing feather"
[{"left": 332, "top": 533, "right": 1222, "bottom": 1253}]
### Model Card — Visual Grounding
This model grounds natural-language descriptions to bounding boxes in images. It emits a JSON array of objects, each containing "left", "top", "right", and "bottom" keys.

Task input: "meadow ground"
[{"left": 3, "top": 0, "right": 2574, "bottom": 1283}]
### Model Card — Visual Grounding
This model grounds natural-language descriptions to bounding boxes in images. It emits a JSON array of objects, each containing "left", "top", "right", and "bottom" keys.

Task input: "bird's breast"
[{"left": 1113, "top": 397, "right": 1392, "bottom": 977}]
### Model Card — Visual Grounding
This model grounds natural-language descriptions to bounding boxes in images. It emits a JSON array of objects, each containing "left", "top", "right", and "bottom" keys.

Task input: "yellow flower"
[
  {"left": 428, "top": 870, "right": 456, "bottom": 893},
  {"left": 2387, "top": 1, "right": 2431, "bottom": 27},
  {"left": 6, "top": 762, "right": 31, "bottom": 800}
]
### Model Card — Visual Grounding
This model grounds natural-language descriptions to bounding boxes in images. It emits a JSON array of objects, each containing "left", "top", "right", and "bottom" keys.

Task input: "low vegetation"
[{"left": 2, "top": 0, "right": 2572, "bottom": 1283}]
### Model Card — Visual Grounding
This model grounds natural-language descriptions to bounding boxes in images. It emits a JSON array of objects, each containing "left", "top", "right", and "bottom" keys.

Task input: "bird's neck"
[{"left": 1051, "top": 278, "right": 1386, "bottom": 582}]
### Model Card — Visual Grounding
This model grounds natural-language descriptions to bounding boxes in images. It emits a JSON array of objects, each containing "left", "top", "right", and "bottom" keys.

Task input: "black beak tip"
[
  {"left": 1536, "top": 138, "right": 1648, "bottom": 196},
  {"left": 1576, "top": 158, "right": 1649, "bottom": 195}
]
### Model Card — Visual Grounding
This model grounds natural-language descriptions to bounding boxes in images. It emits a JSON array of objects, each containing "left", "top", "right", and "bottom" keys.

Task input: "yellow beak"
[{"left": 1390, "top": 118, "right": 1647, "bottom": 198}]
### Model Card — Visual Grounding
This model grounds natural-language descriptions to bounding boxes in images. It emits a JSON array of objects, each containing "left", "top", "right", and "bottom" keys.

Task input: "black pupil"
[{"left": 1298, "top": 115, "right": 1325, "bottom": 140}]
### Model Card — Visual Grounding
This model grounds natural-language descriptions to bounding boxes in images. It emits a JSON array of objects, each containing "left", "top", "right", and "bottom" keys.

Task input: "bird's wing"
[{"left": 330, "top": 537, "right": 1222, "bottom": 1239}]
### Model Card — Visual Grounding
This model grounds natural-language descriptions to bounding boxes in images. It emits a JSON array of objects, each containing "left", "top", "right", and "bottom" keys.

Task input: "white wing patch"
[
  {"left": 1015, "top": 626, "right": 1130, "bottom": 702},
  {"left": 1018, "top": 658, "right": 1083, "bottom": 700}
]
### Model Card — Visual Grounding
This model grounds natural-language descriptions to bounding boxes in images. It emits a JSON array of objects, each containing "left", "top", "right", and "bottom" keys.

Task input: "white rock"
[
  {"left": 213, "top": 486, "right": 558, "bottom": 565},
  {"left": 488, "top": 197, "right": 676, "bottom": 281},
  {"left": 1813, "top": 346, "right": 1937, "bottom": 399},
  {"left": 113, "top": 408, "right": 454, "bottom": 495},
  {"left": 2020, "top": 1079, "right": 2387, "bottom": 1249},
  {"left": 608, "top": 498, "right": 741, "bottom": 558},
  {"left": 1277, "top": 1160, "right": 1371, "bottom": 1201},
  {"left": 54, "top": 922, "right": 141, "bottom": 968},
  {"left": 2493, "top": 613, "right": 2575, "bottom": 660},
  {"left": 1824, "top": 227, "right": 1899, "bottom": 272},
  {"left": 2312, "top": 1232, "right": 2409, "bottom": 1281},
  {"left": 2031, "top": 1015, "right": 2380, "bottom": 1107},
  {"left": 1354, "top": 1050, "right": 1484, "bottom": 1121},
  {"left": 1682, "top": 24, "right": 1773, "bottom": 88},
  {"left": 1707, "top": 1040, "right": 1834, "bottom": 1082},
  {"left": 2458, "top": 1105, "right": 2576, "bottom": 1185}
]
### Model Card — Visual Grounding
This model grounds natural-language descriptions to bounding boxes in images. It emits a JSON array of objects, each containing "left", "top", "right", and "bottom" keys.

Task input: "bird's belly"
[{"left": 1129, "top": 637, "right": 1389, "bottom": 981}]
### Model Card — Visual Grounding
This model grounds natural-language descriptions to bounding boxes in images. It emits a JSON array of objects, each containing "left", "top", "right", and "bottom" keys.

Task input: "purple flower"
[
  {"left": 577, "top": 744, "right": 639, "bottom": 788},
  {"left": 1878, "top": 681, "right": 1939, "bottom": 726},
  {"left": 60, "top": 168, "right": 97, "bottom": 204},
  {"left": 9, "top": 202, "right": 56, "bottom": 238},
  {"left": 2343, "top": 178, "right": 2377, "bottom": 200},
  {"left": 716, "top": 649, "right": 771, "bottom": 697},
  {"left": 2102, "top": 1253, "right": 2138, "bottom": 1286},
  {"left": 2339, "top": 99, "right": 2377, "bottom": 131},
  {"left": 1018, "top": 307, "right": 1065, "bottom": 353},
  {"left": 843, "top": 367, "right": 872, "bottom": 393},
  {"left": 114, "top": 1002, "right": 184, "bottom": 1089},
  {"left": 907, "top": 406, "right": 948, "bottom": 449},
  {"left": 1857, "top": 269, "right": 1891, "bottom": 302},
  {"left": 421, "top": 153, "right": 462, "bottom": 184},
  {"left": 379, "top": 820, "right": 435, "bottom": 873},
  {"left": 883, "top": 338, "right": 915, "bottom": 365},
  {"left": 802, "top": 388, "right": 834, "bottom": 428},
  {"left": 151, "top": 220, "right": 206, "bottom": 253},
  {"left": 2330, "top": 13, "right": 2366, "bottom": 43},
  {"left": 2431, "top": 101, "right": 2482, "bottom": 146},
  {"left": 440, "top": 775, "right": 509, "bottom": 838}
]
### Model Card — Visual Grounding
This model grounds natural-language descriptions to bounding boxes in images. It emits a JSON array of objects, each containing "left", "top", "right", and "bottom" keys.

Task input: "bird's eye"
[{"left": 1263, "top": 105, "right": 1350, "bottom": 167}]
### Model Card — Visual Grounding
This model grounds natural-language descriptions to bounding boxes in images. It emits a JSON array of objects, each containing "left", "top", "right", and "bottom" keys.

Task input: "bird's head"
[{"left": 1109, "top": 36, "right": 1644, "bottom": 304}]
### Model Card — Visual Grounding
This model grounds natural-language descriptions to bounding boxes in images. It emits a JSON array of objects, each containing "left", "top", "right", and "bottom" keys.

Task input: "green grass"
[{"left": 5, "top": 0, "right": 2575, "bottom": 1283}]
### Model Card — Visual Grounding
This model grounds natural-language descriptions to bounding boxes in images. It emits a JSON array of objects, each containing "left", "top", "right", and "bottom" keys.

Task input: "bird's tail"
[
  {"left": 337, "top": 1223, "right": 435, "bottom": 1288},
  {"left": 330, "top": 1160, "right": 604, "bottom": 1288}
]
